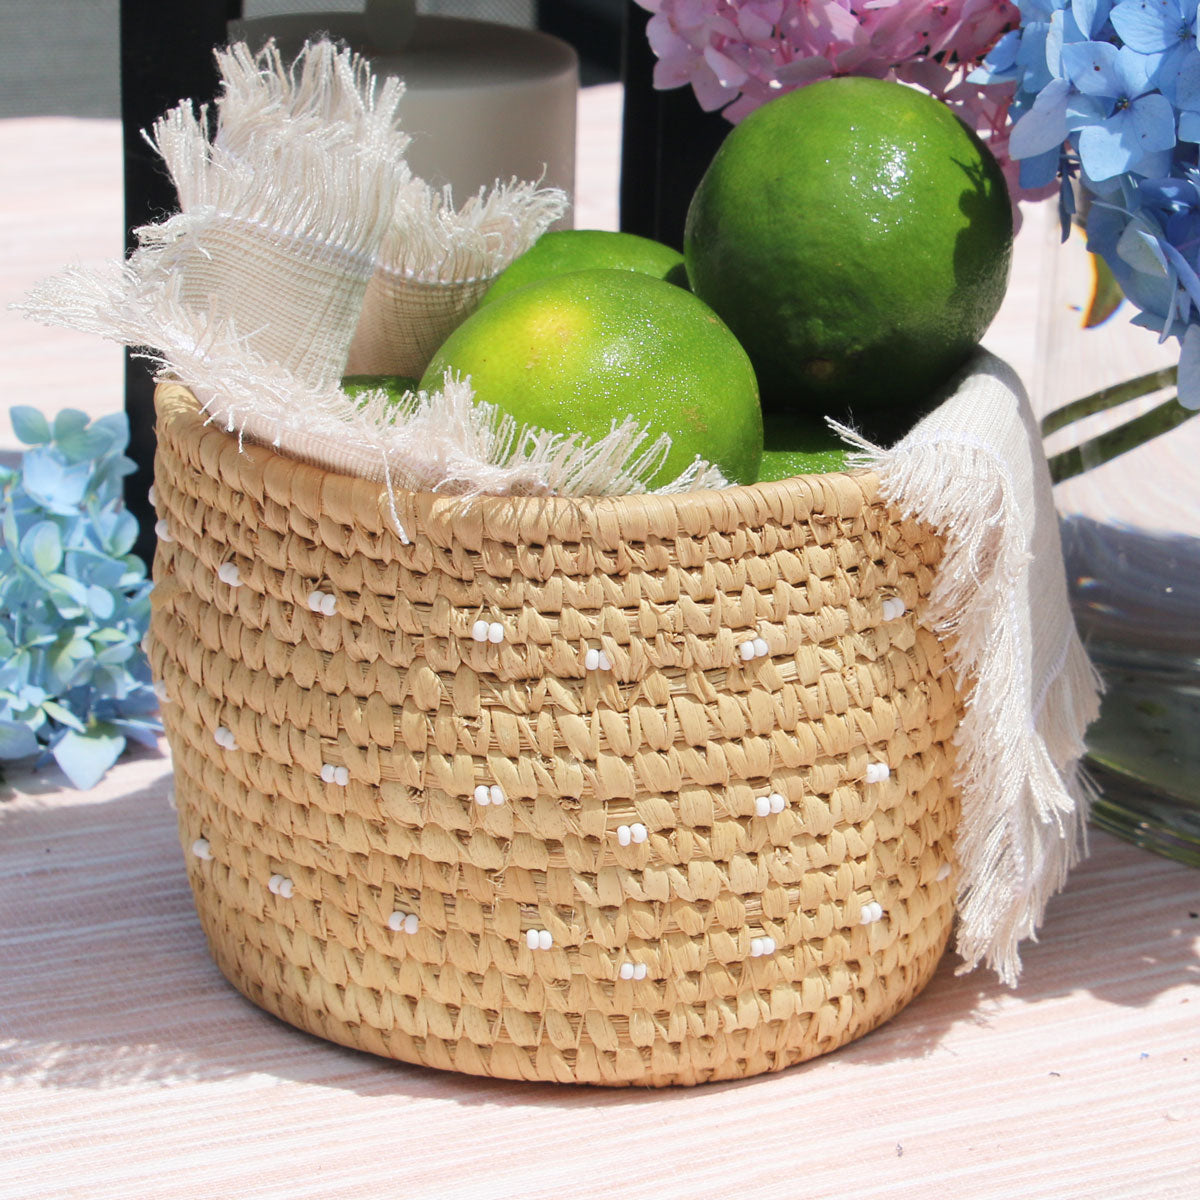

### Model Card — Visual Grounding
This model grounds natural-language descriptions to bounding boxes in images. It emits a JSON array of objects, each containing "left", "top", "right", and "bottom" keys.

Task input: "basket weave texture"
[{"left": 149, "top": 382, "right": 962, "bottom": 1087}]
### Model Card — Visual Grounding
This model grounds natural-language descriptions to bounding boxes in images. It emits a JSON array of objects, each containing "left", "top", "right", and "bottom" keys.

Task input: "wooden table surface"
[{"left": 1, "top": 89, "right": 1197, "bottom": 1200}]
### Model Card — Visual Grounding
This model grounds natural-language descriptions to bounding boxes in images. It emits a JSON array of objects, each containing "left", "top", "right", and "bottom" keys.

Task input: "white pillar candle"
[{"left": 230, "top": 11, "right": 578, "bottom": 221}]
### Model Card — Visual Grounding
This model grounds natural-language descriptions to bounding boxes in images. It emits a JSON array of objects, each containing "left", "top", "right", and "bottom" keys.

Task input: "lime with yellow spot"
[
  {"left": 684, "top": 77, "right": 1012, "bottom": 429},
  {"left": 480, "top": 229, "right": 687, "bottom": 307},
  {"left": 419, "top": 268, "right": 762, "bottom": 487}
]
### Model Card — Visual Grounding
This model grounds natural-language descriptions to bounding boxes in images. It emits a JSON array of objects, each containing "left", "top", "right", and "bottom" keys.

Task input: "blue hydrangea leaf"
[
  {"left": 95, "top": 643, "right": 133, "bottom": 668},
  {"left": 1111, "top": 0, "right": 1179, "bottom": 53},
  {"left": 9, "top": 406, "right": 52, "bottom": 446},
  {"left": 111, "top": 718, "right": 161, "bottom": 750},
  {"left": 20, "top": 520, "right": 63, "bottom": 575},
  {"left": 118, "top": 688, "right": 161, "bottom": 718},
  {"left": 89, "top": 666, "right": 122, "bottom": 698},
  {"left": 1063, "top": 39, "right": 1124, "bottom": 94},
  {"left": 2, "top": 406, "right": 161, "bottom": 786},
  {"left": 48, "top": 635, "right": 94, "bottom": 683},
  {"left": 4, "top": 649, "right": 31, "bottom": 687},
  {"left": 2, "top": 502, "right": 21, "bottom": 551},
  {"left": 1026, "top": 148, "right": 1067, "bottom": 193},
  {"left": 66, "top": 656, "right": 100, "bottom": 690},
  {"left": 57, "top": 413, "right": 129, "bottom": 465},
  {"left": 1118, "top": 218, "right": 1171, "bottom": 272},
  {"left": 977, "top": 29, "right": 1022, "bottom": 76},
  {"left": 45, "top": 572, "right": 91, "bottom": 606},
  {"left": 1159, "top": 236, "right": 1200, "bottom": 308},
  {"left": 82, "top": 556, "right": 125, "bottom": 591},
  {"left": 57, "top": 424, "right": 118, "bottom": 466},
  {"left": 1101, "top": 243, "right": 1176, "bottom": 323},
  {"left": 51, "top": 726, "right": 125, "bottom": 789},
  {"left": 1073, "top": 0, "right": 1115, "bottom": 37},
  {"left": 40, "top": 698, "right": 87, "bottom": 733},
  {"left": 1177, "top": 325, "right": 1200, "bottom": 407},
  {"left": 1011, "top": 79, "right": 1073, "bottom": 157},
  {"left": 22, "top": 450, "right": 91, "bottom": 514},
  {"left": 51, "top": 409, "right": 91, "bottom": 441},
  {"left": 92, "top": 412, "right": 130, "bottom": 450},
  {"left": 90, "top": 626, "right": 129, "bottom": 645},
  {"left": 86, "top": 585, "right": 116, "bottom": 620},
  {"left": 1180, "top": 51, "right": 1200, "bottom": 96},
  {"left": 0, "top": 719, "right": 40, "bottom": 760},
  {"left": 1137, "top": 174, "right": 1200, "bottom": 204},
  {"left": 1131, "top": 309, "right": 1170, "bottom": 331},
  {"left": 104, "top": 509, "right": 139, "bottom": 557}
]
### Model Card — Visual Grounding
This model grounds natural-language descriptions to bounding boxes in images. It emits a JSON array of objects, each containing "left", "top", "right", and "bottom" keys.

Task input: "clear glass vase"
[{"left": 1034, "top": 213, "right": 1200, "bottom": 867}]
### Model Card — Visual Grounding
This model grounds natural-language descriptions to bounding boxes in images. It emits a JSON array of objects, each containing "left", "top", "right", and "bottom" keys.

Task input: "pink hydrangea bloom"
[{"left": 636, "top": 0, "right": 1049, "bottom": 208}]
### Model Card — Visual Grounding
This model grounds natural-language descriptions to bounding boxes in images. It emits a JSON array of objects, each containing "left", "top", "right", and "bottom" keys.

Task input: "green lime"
[
  {"left": 419, "top": 268, "right": 762, "bottom": 487},
  {"left": 341, "top": 374, "right": 419, "bottom": 403},
  {"left": 480, "top": 229, "right": 687, "bottom": 307},
  {"left": 756, "top": 414, "right": 849, "bottom": 481},
  {"left": 684, "top": 77, "right": 1012, "bottom": 424}
]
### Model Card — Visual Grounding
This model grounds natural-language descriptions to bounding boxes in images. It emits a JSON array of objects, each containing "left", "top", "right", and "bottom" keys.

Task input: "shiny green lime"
[
  {"left": 420, "top": 268, "right": 762, "bottom": 487},
  {"left": 756, "top": 413, "right": 849, "bottom": 480},
  {"left": 684, "top": 77, "right": 1013, "bottom": 422},
  {"left": 480, "top": 230, "right": 687, "bottom": 307},
  {"left": 341, "top": 374, "right": 419, "bottom": 403}
]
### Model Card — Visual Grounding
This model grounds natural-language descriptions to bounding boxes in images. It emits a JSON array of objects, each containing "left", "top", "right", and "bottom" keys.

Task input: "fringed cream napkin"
[
  {"left": 143, "top": 39, "right": 410, "bottom": 394},
  {"left": 25, "top": 39, "right": 410, "bottom": 450},
  {"left": 837, "top": 350, "right": 1103, "bottom": 984},
  {"left": 22, "top": 39, "right": 723, "bottom": 519},
  {"left": 345, "top": 176, "right": 569, "bottom": 378}
]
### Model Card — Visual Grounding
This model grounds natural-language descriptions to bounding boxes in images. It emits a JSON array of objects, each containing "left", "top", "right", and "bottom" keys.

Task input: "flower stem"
[
  {"left": 1040, "top": 365, "right": 1178, "bottom": 436},
  {"left": 1047, "top": 393, "right": 1198, "bottom": 483}
]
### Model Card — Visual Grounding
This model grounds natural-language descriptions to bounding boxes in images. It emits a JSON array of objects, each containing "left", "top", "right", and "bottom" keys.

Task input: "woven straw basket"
[{"left": 148, "top": 381, "right": 962, "bottom": 1087}]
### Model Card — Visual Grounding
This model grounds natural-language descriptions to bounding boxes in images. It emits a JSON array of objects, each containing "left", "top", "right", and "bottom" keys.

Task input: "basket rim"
[{"left": 154, "top": 380, "right": 886, "bottom": 544}]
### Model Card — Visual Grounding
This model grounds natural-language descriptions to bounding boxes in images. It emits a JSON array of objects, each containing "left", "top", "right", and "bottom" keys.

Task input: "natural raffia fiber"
[{"left": 148, "top": 382, "right": 962, "bottom": 1087}]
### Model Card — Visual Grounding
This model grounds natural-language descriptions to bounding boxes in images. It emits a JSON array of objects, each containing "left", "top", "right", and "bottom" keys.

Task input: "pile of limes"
[{"left": 352, "top": 77, "right": 1014, "bottom": 488}]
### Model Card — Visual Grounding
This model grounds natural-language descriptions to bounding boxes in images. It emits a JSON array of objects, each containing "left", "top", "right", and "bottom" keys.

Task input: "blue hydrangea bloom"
[
  {"left": 1063, "top": 42, "right": 1176, "bottom": 181},
  {"left": 0, "top": 408, "right": 160, "bottom": 788},
  {"left": 1110, "top": 0, "right": 1199, "bottom": 100},
  {"left": 1175, "top": 53, "right": 1200, "bottom": 136},
  {"left": 984, "top": 0, "right": 1200, "bottom": 407}
]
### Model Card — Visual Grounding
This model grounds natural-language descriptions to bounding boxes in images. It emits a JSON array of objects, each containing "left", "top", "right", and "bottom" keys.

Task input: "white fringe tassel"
[
  {"left": 833, "top": 352, "right": 1103, "bottom": 985},
  {"left": 385, "top": 175, "right": 569, "bottom": 284},
  {"left": 213, "top": 39, "right": 409, "bottom": 161},
  {"left": 344, "top": 175, "right": 569, "bottom": 377}
]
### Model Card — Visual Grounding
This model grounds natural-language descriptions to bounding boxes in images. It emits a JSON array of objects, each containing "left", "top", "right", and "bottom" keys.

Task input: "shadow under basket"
[{"left": 148, "top": 381, "right": 962, "bottom": 1087}]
